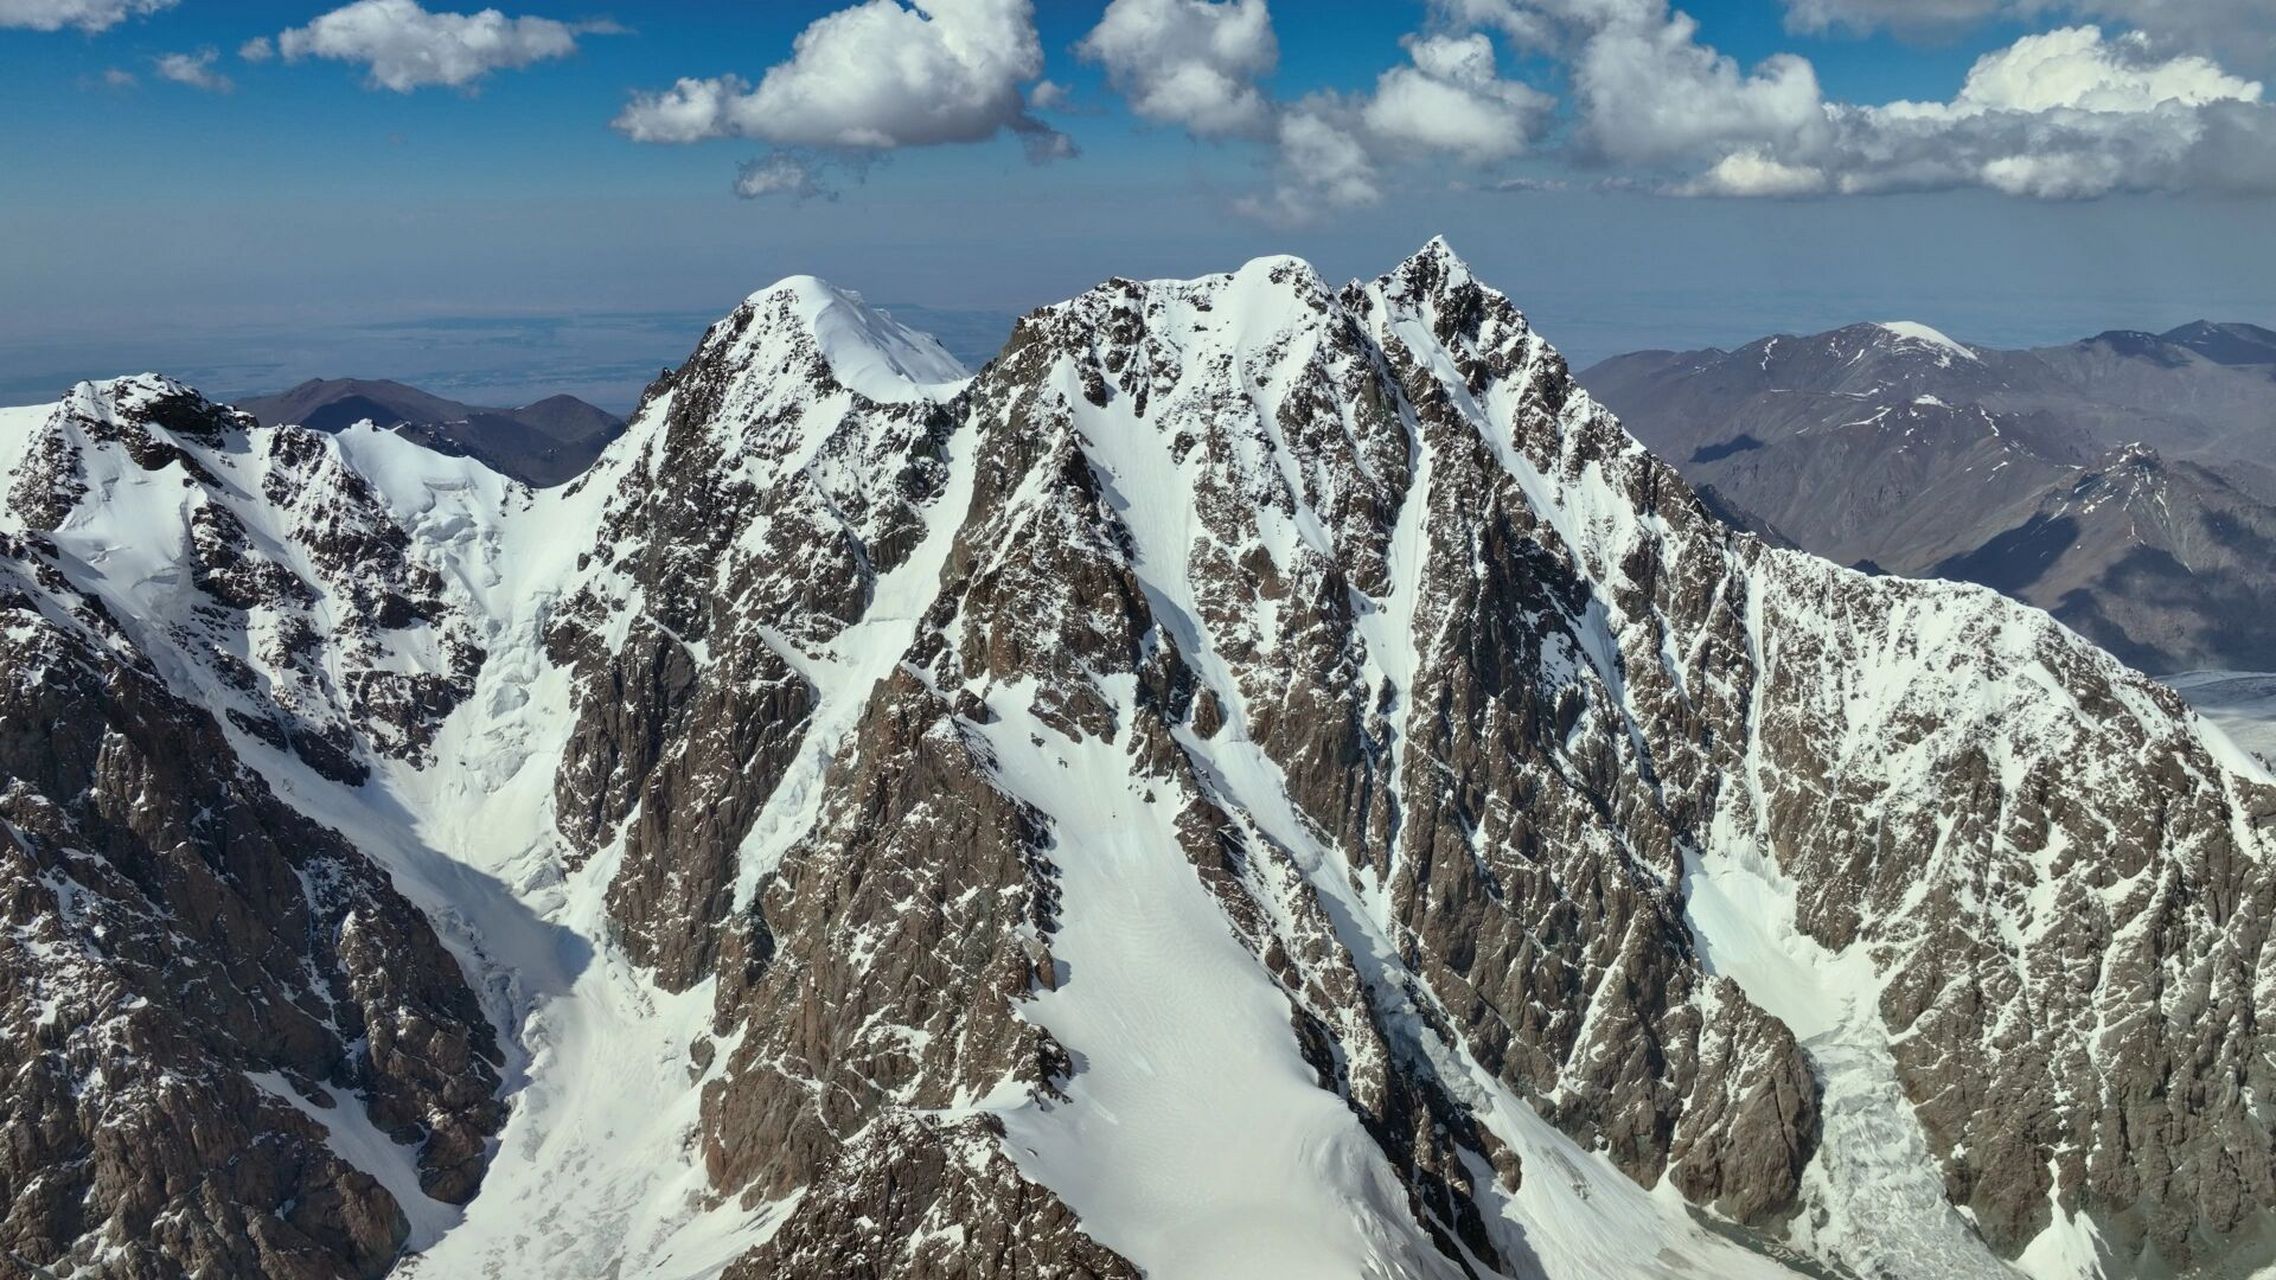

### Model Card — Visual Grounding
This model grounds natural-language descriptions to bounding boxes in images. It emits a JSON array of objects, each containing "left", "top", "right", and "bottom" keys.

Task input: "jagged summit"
[
  {"left": 1065, "top": 238, "right": 1485, "bottom": 325},
  {"left": 1392, "top": 232, "right": 1481, "bottom": 286},
  {"left": 63, "top": 371, "right": 244, "bottom": 432}
]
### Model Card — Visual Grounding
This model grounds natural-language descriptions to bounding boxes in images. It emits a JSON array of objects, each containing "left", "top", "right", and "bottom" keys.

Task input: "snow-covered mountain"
[
  {"left": 6, "top": 245, "right": 2276, "bottom": 1280},
  {"left": 1583, "top": 320, "right": 2276, "bottom": 675}
]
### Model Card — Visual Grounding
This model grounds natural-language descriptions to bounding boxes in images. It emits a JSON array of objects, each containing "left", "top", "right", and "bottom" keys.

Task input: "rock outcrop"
[{"left": 0, "top": 530, "right": 502, "bottom": 1277}]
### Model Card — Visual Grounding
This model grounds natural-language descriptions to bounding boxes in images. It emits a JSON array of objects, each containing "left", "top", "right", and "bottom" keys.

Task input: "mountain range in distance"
[
  {"left": 235, "top": 378, "right": 627, "bottom": 488},
  {"left": 1583, "top": 319, "right": 2276, "bottom": 677}
]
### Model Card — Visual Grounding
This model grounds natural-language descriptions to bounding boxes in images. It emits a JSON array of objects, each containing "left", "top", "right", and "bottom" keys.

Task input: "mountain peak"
[
  {"left": 1871, "top": 321, "right": 1978, "bottom": 364},
  {"left": 64, "top": 373, "right": 249, "bottom": 443},
  {"left": 2161, "top": 319, "right": 2276, "bottom": 366},
  {"left": 1389, "top": 234, "right": 1480, "bottom": 294},
  {"left": 739, "top": 274, "right": 968, "bottom": 403},
  {"left": 75, "top": 371, "right": 189, "bottom": 403},
  {"left": 1409, "top": 233, "right": 1466, "bottom": 267}
]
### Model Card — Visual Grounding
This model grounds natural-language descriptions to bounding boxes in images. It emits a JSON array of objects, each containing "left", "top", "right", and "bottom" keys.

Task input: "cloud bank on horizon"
[{"left": 11, "top": 0, "right": 2276, "bottom": 220}]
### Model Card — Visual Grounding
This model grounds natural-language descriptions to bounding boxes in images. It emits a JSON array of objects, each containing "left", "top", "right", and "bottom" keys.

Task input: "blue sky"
[{"left": 3, "top": 0, "right": 2272, "bottom": 410}]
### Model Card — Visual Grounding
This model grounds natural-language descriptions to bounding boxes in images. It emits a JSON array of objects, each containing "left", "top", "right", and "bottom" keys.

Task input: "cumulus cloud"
[
  {"left": 2080, "top": 0, "right": 2276, "bottom": 69},
  {"left": 1914, "top": 25, "right": 2259, "bottom": 114},
  {"left": 1420, "top": 1, "right": 1829, "bottom": 165},
  {"left": 1363, "top": 33, "right": 1555, "bottom": 162},
  {"left": 1673, "top": 26, "right": 2274, "bottom": 198},
  {"left": 1238, "top": 44, "right": 1556, "bottom": 224},
  {"left": 155, "top": 48, "right": 234, "bottom": 93},
  {"left": 1078, "top": 0, "right": 1278, "bottom": 138},
  {"left": 1237, "top": 33, "right": 1552, "bottom": 224},
  {"left": 1783, "top": 0, "right": 2011, "bottom": 37},
  {"left": 1421, "top": 1, "right": 2275, "bottom": 199},
  {"left": 735, "top": 153, "right": 833, "bottom": 201},
  {"left": 619, "top": 0, "right": 2276, "bottom": 215},
  {"left": 0, "top": 0, "right": 171, "bottom": 33},
  {"left": 1784, "top": 0, "right": 2276, "bottom": 68},
  {"left": 1678, "top": 148, "right": 1829, "bottom": 196},
  {"left": 274, "top": 0, "right": 618, "bottom": 93},
  {"left": 1235, "top": 107, "right": 1381, "bottom": 223},
  {"left": 239, "top": 36, "right": 275, "bottom": 62},
  {"left": 614, "top": 0, "right": 1068, "bottom": 167},
  {"left": 1573, "top": 11, "right": 1827, "bottom": 163},
  {"left": 1077, "top": 1, "right": 1547, "bottom": 222}
]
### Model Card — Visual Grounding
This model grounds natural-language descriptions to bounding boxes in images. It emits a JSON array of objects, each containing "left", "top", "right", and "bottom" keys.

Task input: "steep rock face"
[
  {"left": 723, "top": 1114, "right": 1142, "bottom": 1280},
  {"left": 0, "top": 531, "right": 503, "bottom": 1278},
  {"left": 693, "top": 666, "right": 1103, "bottom": 1249},
  {"left": 545, "top": 280, "right": 965, "bottom": 991},
  {"left": 1740, "top": 564, "right": 2276, "bottom": 1265},
  {"left": 956, "top": 250, "right": 1820, "bottom": 1241},
  {"left": 614, "top": 245, "right": 2276, "bottom": 1279}
]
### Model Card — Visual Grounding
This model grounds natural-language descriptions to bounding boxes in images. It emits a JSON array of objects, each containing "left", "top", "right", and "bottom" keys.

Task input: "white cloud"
[
  {"left": 1235, "top": 106, "right": 1381, "bottom": 224},
  {"left": 275, "top": 0, "right": 617, "bottom": 93},
  {"left": 1572, "top": 10, "right": 1827, "bottom": 164},
  {"left": 0, "top": 0, "right": 171, "bottom": 33},
  {"left": 1783, "top": 0, "right": 2276, "bottom": 68},
  {"left": 1917, "top": 24, "right": 2261, "bottom": 114},
  {"left": 1419, "top": 1, "right": 1831, "bottom": 167},
  {"left": 1362, "top": 34, "right": 1554, "bottom": 162},
  {"left": 1071, "top": 0, "right": 1553, "bottom": 220},
  {"left": 735, "top": 153, "right": 831, "bottom": 201},
  {"left": 1429, "top": 1, "right": 2276, "bottom": 200},
  {"left": 614, "top": 75, "right": 751, "bottom": 143},
  {"left": 1659, "top": 25, "right": 2276, "bottom": 199},
  {"left": 1782, "top": 0, "right": 2011, "bottom": 36},
  {"left": 1078, "top": 0, "right": 1278, "bottom": 139},
  {"left": 1426, "top": 0, "right": 1664, "bottom": 52},
  {"left": 1238, "top": 35, "right": 1556, "bottom": 222},
  {"left": 1232, "top": 29, "right": 1553, "bottom": 224},
  {"left": 1066, "top": 1, "right": 1541, "bottom": 224},
  {"left": 155, "top": 48, "right": 234, "bottom": 93},
  {"left": 614, "top": 0, "right": 1068, "bottom": 161},
  {"left": 239, "top": 36, "right": 275, "bottom": 62},
  {"left": 2078, "top": 0, "right": 2276, "bottom": 69},
  {"left": 1679, "top": 149, "right": 1829, "bottom": 196}
]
